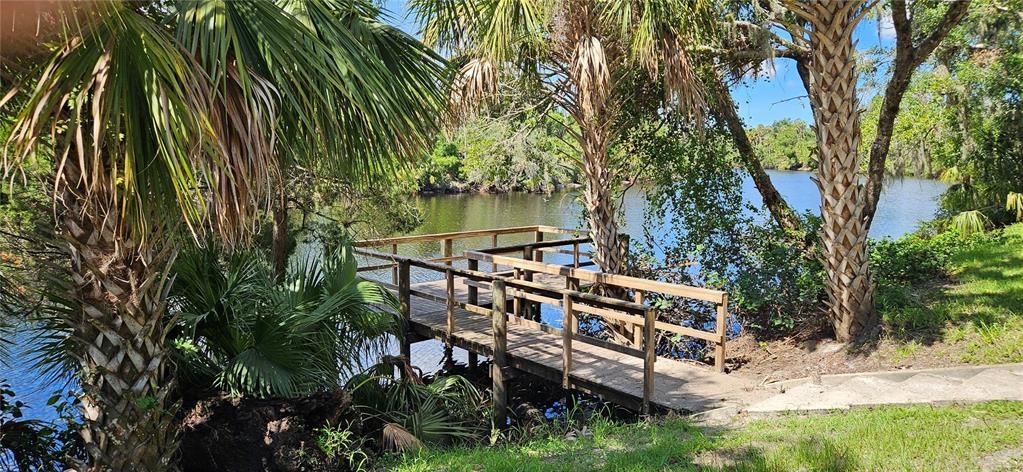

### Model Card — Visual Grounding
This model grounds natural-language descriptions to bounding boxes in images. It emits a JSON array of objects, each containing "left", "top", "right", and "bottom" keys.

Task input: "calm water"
[{"left": 2, "top": 171, "right": 948, "bottom": 420}]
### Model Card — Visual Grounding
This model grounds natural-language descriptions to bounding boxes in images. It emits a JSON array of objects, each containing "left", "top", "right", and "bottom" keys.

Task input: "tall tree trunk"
[
  {"left": 710, "top": 73, "right": 804, "bottom": 236},
  {"left": 801, "top": 1, "right": 877, "bottom": 341},
  {"left": 60, "top": 169, "right": 178, "bottom": 470},
  {"left": 271, "top": 189, "right": 289, "bottom": 281}
]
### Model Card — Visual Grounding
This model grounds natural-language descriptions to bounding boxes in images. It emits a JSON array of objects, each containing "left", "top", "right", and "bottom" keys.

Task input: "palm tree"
[
  {"left": 779, "top": 0, "right": 971, "bottom": 341},
  {"left": 411, "top": 0, "right": 716, "bottom": 278},
  {"left": 3, "top": 1, "right": 445, "bottom": 468}
]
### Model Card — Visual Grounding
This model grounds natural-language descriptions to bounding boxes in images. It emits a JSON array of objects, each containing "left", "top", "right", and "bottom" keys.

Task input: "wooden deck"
[
  {"left": 408, "top": 301, "right": 755, "bottom": 412},
  {"left": 355, "top": 225, "right": 757, "bottom": 417}
]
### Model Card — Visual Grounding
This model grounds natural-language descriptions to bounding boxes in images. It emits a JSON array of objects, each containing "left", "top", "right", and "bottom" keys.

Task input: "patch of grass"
[
  {"left": 879, "top": 224, "right": 1023, "bottom": 363},
  {"left": 385, "top": 402, "right": 1023, "bottom": 471},
  {"left": 934, "top": 224, "right": 1023, "bottom": 363}
]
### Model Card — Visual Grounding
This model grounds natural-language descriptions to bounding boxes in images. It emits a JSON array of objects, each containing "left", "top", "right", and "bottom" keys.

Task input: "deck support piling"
[
  {"left": 398, "top": 259, "right": 411, "bottom": 376},
  {"left": 491, "top": 280, "right": 509, "bottom": 429},
  {"left": 445, "top": 268, "right": 456, "bottom": 371},
  {"left": 562, "top": 292, "right": 573, "bottom": 389}
]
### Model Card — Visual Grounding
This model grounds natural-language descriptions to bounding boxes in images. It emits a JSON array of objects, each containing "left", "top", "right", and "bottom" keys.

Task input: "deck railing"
[{"left": 353, "top": 226, "right": 729, "bottom": 417}]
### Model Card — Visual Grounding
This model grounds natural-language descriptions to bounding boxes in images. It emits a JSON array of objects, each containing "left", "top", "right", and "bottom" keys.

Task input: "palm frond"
[
  {"left": 951, "top": 210, "right": 989, "bottom": 236},
  {"left": 1007, "top": 191, "right": 1023, "bottom": 221}
]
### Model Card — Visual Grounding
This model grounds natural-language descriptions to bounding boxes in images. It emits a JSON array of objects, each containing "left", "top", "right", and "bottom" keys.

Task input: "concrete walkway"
[{"left": 745, "top": 363, "right": 1023, "bottom": 414}]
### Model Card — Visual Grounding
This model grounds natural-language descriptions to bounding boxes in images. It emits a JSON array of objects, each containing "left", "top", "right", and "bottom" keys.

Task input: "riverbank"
[
  {"left": 730, "top": 223, "right": 1023, "bottom": 381},
  {"left": 386, "top": 401, "right": 1023, "bottom": 471}
]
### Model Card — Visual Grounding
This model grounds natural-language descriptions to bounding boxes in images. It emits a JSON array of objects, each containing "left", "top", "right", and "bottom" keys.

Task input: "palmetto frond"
[
  {"left": 170, "top": 240, "right": 396, "bottom": 398},
  {"left": 177, "top": 0, "right": 447, "bottom": 184},
  {"left": 1007, "top": 192, "right": 1023, "bottom": 221}
]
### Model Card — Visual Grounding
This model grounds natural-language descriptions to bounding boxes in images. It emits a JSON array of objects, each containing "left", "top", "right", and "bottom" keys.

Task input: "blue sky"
[{"left": 380, "top": 1, "right": 895, "bottom": 126}]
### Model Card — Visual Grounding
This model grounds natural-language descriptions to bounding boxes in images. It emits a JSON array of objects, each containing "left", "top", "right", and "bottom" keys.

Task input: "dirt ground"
[{"left": 726, "top": 332, "right": 972, "bottom": 383}]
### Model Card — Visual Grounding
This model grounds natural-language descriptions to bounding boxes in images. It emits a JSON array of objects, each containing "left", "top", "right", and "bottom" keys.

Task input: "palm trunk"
[
  {"left": 802, "top": 1, "right": 877, "bottom": 341},
  {"left": 580, "top": 124, "right": 626, "bottom": 277},
  {"left": 60, "top": 172, "right": 178, "bottom": 470},
  {"left": 271, "top": 189, "right": 289, "bottom": 281}
]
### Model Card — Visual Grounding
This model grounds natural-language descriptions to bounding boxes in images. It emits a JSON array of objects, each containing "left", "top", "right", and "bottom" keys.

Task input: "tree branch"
[{"left": 863, "top": 0, "right": 972, "bottom": 230}]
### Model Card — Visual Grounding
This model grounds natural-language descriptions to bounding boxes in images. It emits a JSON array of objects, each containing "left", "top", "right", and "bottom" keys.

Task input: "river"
[{"left": 2, "top": 170, "right": 949, "bottom": 421}]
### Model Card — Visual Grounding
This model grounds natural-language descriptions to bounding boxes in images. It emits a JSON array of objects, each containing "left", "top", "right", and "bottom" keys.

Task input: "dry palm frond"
[
  {"left": 1007, "top": 192, "right": 1023, "bottom": 221},
  {"left": 450, "top": 56, "right": 500, "bottom": 121},
  {"left": 571, "top": 35, "right": 611, "bottom": 118},
  {"left": 660, "top": 36, "right": 706, "bottom": 122},
  {"left": 382, "top": 422, "right": 423, "bottom": 452}
]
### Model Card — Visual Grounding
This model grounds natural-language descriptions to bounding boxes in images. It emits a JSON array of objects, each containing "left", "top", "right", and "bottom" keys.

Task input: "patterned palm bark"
[
  {"left": 796, "top": 0, "right": 878, "bottom": 341},
  {"left": 60, "top": 170, "right": 178, "bottom": 471}
]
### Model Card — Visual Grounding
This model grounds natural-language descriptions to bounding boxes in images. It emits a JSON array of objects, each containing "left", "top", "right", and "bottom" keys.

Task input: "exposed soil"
[
  {"left": 178, "top": 390, "right": 360, "bottom": 472},
  {"left": 727, "top": 331, "right": 973, "bottom": 383}
]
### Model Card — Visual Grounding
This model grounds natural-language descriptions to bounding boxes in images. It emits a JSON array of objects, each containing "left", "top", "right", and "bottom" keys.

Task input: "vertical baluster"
[
  {"left": 715, "top": 294, "right": 728, "bottom": 372},
  {"left": 491, "top": 233, "right": 498, "bottom": 272},
  {"left": 633, "top": 290, "right": 645, "bottom": 347},
  {"left": 572, "top": 242, "right": 580, "bottom": 268},
  {"left": 391, "top": 244, "right": 398, "bottom": 284},
  {"left": 442, "top": 238, "right": 453, "bottom": 266},
  {"left": 642, "top": 307, "right": 656, "bottom": 415},
  {"left": 534, "top": 231, "right": 544, "bottom": 263}
]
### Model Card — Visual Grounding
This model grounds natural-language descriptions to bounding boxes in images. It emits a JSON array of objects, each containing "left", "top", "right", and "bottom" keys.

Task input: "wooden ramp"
[{"left": 355, "top": 225, "right": 758, "bottom": 418}]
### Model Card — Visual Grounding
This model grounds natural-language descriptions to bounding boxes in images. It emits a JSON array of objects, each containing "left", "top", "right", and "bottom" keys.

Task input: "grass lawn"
[
  {"left": 386, "top": 402, "right": 1023, "bottom": 471},
  {"left": 924, "top": 223, "right": 1023, "bottom": 363}
]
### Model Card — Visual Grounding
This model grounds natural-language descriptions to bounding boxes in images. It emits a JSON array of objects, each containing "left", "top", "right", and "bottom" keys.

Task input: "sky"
[{"left": 380, "top": 1, "right": 896, "bottom": 127}]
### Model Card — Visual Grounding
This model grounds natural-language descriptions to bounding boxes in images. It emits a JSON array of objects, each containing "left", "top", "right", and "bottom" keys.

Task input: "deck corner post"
[
  {"left": 561, "top": 293, "right": 573, "bottom": 390},
  {"left": 491, "top": 279, "right": 509, "bottom": 429},
  {"left": 398, "top": 259, "right": 412, "bottom": 374},
  {"left": 642, "top": 307, "right": 656, "bottom": 415},
  {"left": 715, "top": 294, "right": 729, "bottom": 373}
]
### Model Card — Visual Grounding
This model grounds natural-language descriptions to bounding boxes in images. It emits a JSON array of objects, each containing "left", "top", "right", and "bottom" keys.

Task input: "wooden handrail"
[
  {"left": 354, "top": 225, "right": 583, "bottom": 248},
  {"left": 465, "top": 251, "right": 727, "bottom": 304}
]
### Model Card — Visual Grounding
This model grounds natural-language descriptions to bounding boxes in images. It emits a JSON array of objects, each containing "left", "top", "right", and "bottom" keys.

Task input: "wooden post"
[
  {"left": 446, "top": 269, "right": 455, "bottom": 339},
  {"left": 467, "top": 259, "right": 479, "bottom": 305},
  {"left": 523, "top": 246, "right": 536, "bottom": 320},
  {"left": 566, "top": 277, "right": 579, "bottom": 334},
  {"left": 534, "top": 231, "right": 544, "bottom": 263},
  {"left": 391, "top": 244, "right": 399, "bottom": 284},
  {"left": 715, "top": 294, "right": 728, "bottom": 372},
  {"left": 562, "top": 293, "right": 573, "bottom": 389},
  {"left": 642, "top": 307, "right": 656, "bottom": 415},
  {"left": 512, "top": 268, "right": 522, "bottom": 319},
  {"left": 633, "top": 290, "right": 645, "bottom": 348},
  {"left": 398, "top": 259, "right": 412, "bottom": 374},
  {"left": 442, "top": 238, "right": 453, "bottom": 266},
  {"left": 491, "top": 280, "right": 508, "bottom": 429},
  {"left": 491, "top": 233, "right": 499, "bottom": 272},
  {"left": 572, "top": 242, "right": 580, "bottom": 268}
]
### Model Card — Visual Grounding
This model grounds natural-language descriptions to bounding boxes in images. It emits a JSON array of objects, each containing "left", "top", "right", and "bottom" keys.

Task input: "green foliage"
[
  {"left": 871, "top": 225, "right": 1010, "bottom": 338},
  {"left": 349, "top": 364, "right": 485, "bottom": 452},
  {"left": 416, "top": 141, "right": 464, "bottom": 191},
  {"left": 747, "top": 119, "right": 818, "bottom": 171},
  {"left": 316, "top": 423, "right": 370, "bottom": 471},
  {"left": 0, "top": 381, "right": 83, "bottom": 470},
  {"left": 634, "top": 118, "right": 823, "bottom": 336},
  {"left": 169, "top": 241, "right": 396, "bottom": 398},
  {"left": 413, "top": 112, "right": 577, "bottom": 194}
]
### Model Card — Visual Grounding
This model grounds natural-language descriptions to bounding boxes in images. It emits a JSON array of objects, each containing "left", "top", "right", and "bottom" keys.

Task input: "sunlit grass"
[
  {"left": 935, "top": 223, "right": 1023, "bottom": 363},
  {"left": 385, "top": 402, "right": 1023, "bottom": 471}
]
